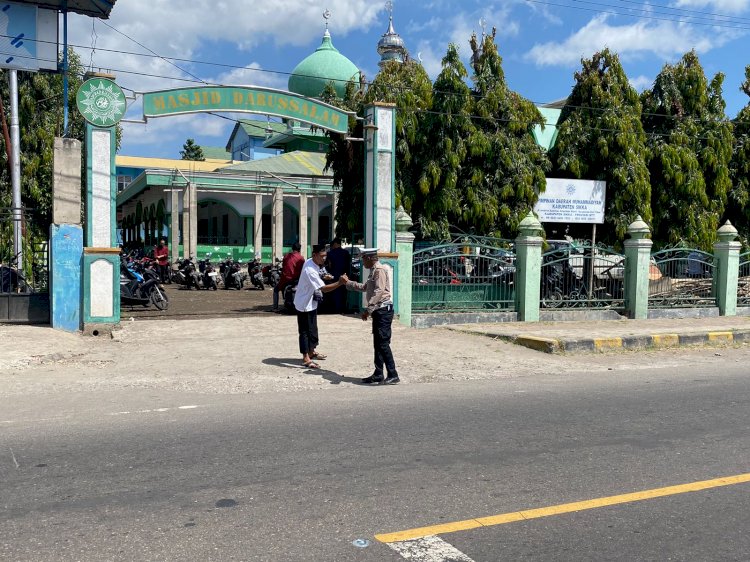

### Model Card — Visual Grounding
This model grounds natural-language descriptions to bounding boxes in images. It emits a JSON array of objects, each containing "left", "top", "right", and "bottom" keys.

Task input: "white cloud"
[
  {"left": 629, "top": 74, "right": 653, "bottom": 91},
  {"left": 525, "top": 15, "right": 741, "bottom": 66},
  {"left": 673, "top": 0, "right": 750, "bottom": 13},
  {"left": 213, "top": 63, "right": 288, "bottom": 90},
  {"left": 67, "top": 0, "right": 387, "bottom": 93},
  {"left": 415, "top": 40, "right": 445, "bottom": 78}
]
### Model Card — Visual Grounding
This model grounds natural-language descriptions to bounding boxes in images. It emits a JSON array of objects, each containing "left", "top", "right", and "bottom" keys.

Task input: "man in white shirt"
[{"left": 294, "top": 244, "right": 347, "bottom": 369}]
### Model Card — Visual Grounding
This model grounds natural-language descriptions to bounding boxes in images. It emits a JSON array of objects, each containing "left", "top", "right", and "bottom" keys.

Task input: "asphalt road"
[{"left": 2, "top": 357, "right": 750, "bottom": 561}]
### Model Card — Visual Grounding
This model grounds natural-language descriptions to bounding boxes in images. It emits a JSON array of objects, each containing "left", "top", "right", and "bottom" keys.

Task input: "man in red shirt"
[
  {"left": 154, "top": 238, "right": 170, "bottom": 284},
  {"left": 273, "top": 242, "right": 304, "bottom": 310}
]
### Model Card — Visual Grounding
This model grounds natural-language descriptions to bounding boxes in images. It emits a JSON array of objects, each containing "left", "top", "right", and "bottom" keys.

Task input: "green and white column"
[
  {"left": 76, "top": 75, "right": 126, "bottom": 332},
  {"left": 714, "top": 221, "right": 741, "bottom": 317},
  {"left": 514, "top": 213, "right": 545, "bottom": 322},
  {"left": 624, "top": 216, "right": 653, "bottom": 320},
  {"left": 363, "top": 103, "right": 399, "bottom": 314}
]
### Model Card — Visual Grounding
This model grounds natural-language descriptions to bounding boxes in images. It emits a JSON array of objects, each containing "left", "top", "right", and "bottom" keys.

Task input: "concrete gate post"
[
  {"left": 624, "top": 216, "right": 652, "bottom": 320},
  {"left": 395, "top": 206, "right": 414, "bottom": 327},
  {"left": 362, "top": 103, "right": 399, "bottom": 314},
  {"left": 713, "top": 221, "right": 741, "bottom": 317},
  {"left": 74, "top": 74, "right": 127, "bottom": 332},
  {"left": 50, "top": 138, "right": 83, "bottom": 332},
  {"left": 514, "top": 213, "right": 544, "bottom": 322}
]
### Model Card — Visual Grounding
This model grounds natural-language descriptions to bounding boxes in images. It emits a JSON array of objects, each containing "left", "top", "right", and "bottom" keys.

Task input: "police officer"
[{"left": 341, "top": 248, "right": 400, "bottom": 385}]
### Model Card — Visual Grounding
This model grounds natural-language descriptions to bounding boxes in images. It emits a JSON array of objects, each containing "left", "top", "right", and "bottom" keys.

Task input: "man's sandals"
[{"left": 303, "top": 352, "right": 327, "bottom": 369}]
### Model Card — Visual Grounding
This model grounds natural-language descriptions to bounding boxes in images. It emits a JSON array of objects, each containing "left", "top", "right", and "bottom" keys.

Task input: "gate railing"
[
  {"left": 1, "top": 215, "right": 49, "bottom": 294},
  {"left": 412, "top": 240, "right": 515, "bottom": 312},
  {"left": 540, "top": 244, "right": 625, "bottom": 309},
  {"left": 648, "top": 248, "right": 715, "bottom": 308},
  {"left": 739, "top": 252, "right": 750, "bottom": 306}
]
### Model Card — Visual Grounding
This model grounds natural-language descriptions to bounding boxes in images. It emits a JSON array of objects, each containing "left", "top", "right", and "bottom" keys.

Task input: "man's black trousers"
[
  {"left": 372, "top": 306, "right": 397, "bottom": 378},
  {"left": 297, "top": 309, "right": 319, "bottom": 355}
]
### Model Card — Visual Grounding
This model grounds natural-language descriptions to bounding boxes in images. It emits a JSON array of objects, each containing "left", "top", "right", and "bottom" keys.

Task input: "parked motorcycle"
[
  {"left": 264, "top": 257, "right": 282, "bottom": 288},
  {"left": 248, "top": 256, "right": 265, "bottom": 290},
  {"left": 198, "top": 255, "right": 219, "bottom": 290},
  {"left": 220, "top": 257, "right": 246, "bottom": 290},
  {"left": 120, "top": 259, "right": 169, "bottom": 310},
  {"left": 176, "top": 257, "right": 202, "bottom": 290}
]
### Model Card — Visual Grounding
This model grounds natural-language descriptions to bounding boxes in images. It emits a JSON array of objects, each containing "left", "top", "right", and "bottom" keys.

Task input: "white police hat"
[{"left": 360, "top": 247, "right": 379, "bottom": 257}]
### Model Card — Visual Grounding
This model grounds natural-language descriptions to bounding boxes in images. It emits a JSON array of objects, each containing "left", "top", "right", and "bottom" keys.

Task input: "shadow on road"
[{"left": 262, "top": 357, "right": 364, "bottom": 386}]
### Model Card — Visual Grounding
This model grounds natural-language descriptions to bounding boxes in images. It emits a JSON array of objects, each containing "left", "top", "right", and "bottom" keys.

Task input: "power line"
[{"left": 524, "top": 0, "right": 750, "bottom": 30}]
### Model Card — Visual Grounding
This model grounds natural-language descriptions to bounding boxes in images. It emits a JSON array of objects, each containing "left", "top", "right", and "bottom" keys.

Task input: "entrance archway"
[{"left": 74, "top": 82, "right": 397, "bottom": 329}]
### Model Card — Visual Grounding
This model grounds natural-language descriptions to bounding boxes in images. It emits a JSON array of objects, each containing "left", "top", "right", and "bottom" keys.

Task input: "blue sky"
[{"left": 66, "top": 0, "right": 750, "bottom": 159}]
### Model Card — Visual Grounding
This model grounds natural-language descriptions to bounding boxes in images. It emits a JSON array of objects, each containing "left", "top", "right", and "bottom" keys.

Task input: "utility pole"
[{"left": 9, "top": 69, "right": 23, "bottom": 273}]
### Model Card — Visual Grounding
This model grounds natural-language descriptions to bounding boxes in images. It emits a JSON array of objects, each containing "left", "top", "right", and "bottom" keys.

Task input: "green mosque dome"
[{"left": 288, "top": 30, "right": 360, "bottom": 99}]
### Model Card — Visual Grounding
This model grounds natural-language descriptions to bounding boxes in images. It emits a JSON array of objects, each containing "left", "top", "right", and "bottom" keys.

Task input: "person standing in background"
[
  {"left": 154, "top": 239, "right": 170, "bottom": 284},
  {"left": 273, "top": 242, "right": 304, "bottom": 311},
  {"left": 325, "top": 238, "right": 350, "bottom": 313}
]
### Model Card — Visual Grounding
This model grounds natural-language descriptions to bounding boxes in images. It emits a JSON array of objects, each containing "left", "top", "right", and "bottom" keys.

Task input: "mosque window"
[{"left": 117, "top": 175, "right": 132, "bottom": 192}]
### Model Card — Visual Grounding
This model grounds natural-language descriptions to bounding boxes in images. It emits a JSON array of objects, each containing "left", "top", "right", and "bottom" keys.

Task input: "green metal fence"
[
  {"left": 412, "top": 238, "right": 515, "bottom": 312},
  {"left": 739, "top": 251, "right": 750, "bottom": 306},
  {"left": 540, "top": 243, "right": 625, "bottom": 309},
  {"left": 649, "top": 248, "right": 715, "bottom": 308}
]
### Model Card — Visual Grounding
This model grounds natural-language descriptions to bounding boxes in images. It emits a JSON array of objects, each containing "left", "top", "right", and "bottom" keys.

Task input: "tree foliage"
[
  {"left": 180, "top": 138, "right": 205, "bottom": 161},
  {"left": 0, "top": 50, "right": 87, "bottom": 241},
  {"left": 461, "top": 29, "right": 549, "bottom": 238},
  {"left": 550, "top": 48, "right": 651, "bottom": 244},
  {"left": 726, "top": 65, "right": 750, "bottom": 240},
  {"left": 641, "top": 51, "right": 733, "bottom": 249},
  {"left": 413, "top": 44, "right": 474, "bottom": 238}
]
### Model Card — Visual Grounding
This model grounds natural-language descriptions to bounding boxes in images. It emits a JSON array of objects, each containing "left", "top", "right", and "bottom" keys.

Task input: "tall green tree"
[
  {"left": 464, "top": 29, "right": 550, "bottom": 238},
  {"left": 726, "top": 65, "right": 750, "bottom": 240},
  {"left": 413, "top": 44, "right": 474, "bottom": 239},
  {"left": 180, "top": 138, "right": 205, "bottom": 161},
  {"left": 550, "top": 48, "right": 651, "bottom": 245},
  {"left": 0, "top": 49, "right": 87, "bottom": 245},
  {"left": 641, "top": 50, "right": 733, "bottom": 249}
]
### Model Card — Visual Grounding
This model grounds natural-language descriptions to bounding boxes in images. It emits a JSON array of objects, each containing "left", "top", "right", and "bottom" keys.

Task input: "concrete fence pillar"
[
  {"left": 714, "top": 221, "right": 741, "bottom": 316},
  {"left": 514, "top": 212, "right": 544, "bottom": 322},
  {"left": 395, "top": 206, "right": 414, "bottom": 327},
  {"left": 624, "top": 215, "right": 653, "bottom": 320}
]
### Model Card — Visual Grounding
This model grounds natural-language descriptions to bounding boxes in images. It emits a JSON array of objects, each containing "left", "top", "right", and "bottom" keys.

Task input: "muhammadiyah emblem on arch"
[{"left": 76, "top": 78, "right": 127, "bottom": 127}]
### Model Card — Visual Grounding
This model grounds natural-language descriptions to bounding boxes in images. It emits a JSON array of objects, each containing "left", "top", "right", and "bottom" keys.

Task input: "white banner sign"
[
  {"left": 535, "top": 178, "right": 606, "bottom": 224},
  {"left": 0, "top": 2, "right": 58, "bottom": 72}
]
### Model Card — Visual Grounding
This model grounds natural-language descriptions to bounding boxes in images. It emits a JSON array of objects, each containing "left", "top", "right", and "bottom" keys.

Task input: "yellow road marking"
[
  {"left": 707, "top": 331, "right": 733, "bottom": 342},
  {"left": 375, "top": 472, "right": 750, "bottom": 544},
  {"left": 651, "top": 334, "right": 679, "bottom": 347}
]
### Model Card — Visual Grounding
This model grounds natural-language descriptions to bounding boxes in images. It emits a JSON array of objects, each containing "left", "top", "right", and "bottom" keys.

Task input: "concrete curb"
[{"left": 455, "top": 328, "right": 750, "bottom": 354}]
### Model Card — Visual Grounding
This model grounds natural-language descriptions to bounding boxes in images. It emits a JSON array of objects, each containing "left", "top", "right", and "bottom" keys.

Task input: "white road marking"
[
  {"left": 9, "top": 447, "right": 19, "bottom": 469},
  {"left": 387, "top": 535, "right": 476, "bottom": 561},
  {"left": 108, "top": 404, "right": 207, "bottom": 416}
]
